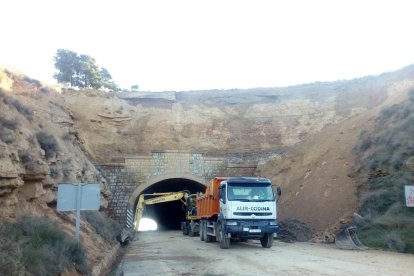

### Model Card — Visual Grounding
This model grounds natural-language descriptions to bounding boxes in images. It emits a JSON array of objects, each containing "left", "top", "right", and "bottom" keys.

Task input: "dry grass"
[
  {"left": 36, "top": 131, "right": 59, "bottom": 159},
  {"left": 0, "top": 215, "right": 89, "bottom": 275},
  {"left": 355, "top": 91, "right": 414, "bottom": 253}
]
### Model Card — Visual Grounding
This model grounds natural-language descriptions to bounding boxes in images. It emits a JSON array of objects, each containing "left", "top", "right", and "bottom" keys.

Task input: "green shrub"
[
  {"left": 21, "top": 75, "right": 41, "bottom": 87},
  {"left": 0, "top": 115, "right": 19, "bottom": 130},
  {"left": 40, "top": 87, "right": 52, "bottom": 94},
  {"left": 360, "top": 189, "right": 397, "bottom": 216},
  {"left": 377, "top": 104, "right": 399, "bottom": 123},
  {"left": 358, "top": 225, "right": 414, "bottom": 253},
  {"left": 0, "top": 128, "right": 16, "bottom": 144},
  {"left": 14, "top": 101, "right": 34, "bottom": 121},
  {"left": 0, "top": 239, "right": 25, "bottom": 275},
  {"left": 354, "top": 96, "right": 414, "bottom": 254},
  {"left": 82, "top": 211, "right": 121, "bottom": 244},
  {"left": 18, "top": 149, "right": 35, "bottom": 170},
  {"left": 36, "top": 131, "right": 59, "bottom": 159},
  {"left": 6, "top": 98, "right": 34, "bottom": 121},
  {"left": 0, "top": 216, "right": 89, "bottom": 275},
  {"left": 356, "top": 137, "right": 371, "bottom": 152}
]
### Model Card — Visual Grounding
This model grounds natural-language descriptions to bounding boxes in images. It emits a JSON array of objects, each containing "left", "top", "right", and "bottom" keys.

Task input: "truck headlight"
[
  {"left": 226, "top": 221, "right": 238, "bottom": 226},
  {"left": 269, "top": 221, "right": 277, "bottom": 226}
]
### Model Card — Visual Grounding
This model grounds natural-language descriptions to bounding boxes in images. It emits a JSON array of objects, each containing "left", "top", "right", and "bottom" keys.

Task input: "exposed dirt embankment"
[
  {"left": 257, "top": 79, "right": 414, "bottom": 240},
  {"left": 62, "top": 65, "right": 414, "bottom": 237},
  {"left": 0, "top": 69, "right": 117, "bottom": 274},
  {"left": 2, "top": 63, "right": 414, "bottom": 273},
  {"left": 63, "top": 68, "right": 407, "bottom": 162}
]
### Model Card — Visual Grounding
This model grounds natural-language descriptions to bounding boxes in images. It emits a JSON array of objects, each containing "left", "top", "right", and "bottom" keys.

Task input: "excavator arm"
[{"left": 133, "top": 191, "right": 190, "bottom": 231}]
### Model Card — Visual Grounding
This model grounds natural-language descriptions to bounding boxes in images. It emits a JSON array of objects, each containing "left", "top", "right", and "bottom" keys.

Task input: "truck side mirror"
[{"left": 276, "top": 187, "right": 282, "bottom": 197}]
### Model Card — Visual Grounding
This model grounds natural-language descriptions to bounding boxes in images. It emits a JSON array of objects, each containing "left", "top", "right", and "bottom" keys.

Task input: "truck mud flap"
[{"left": 335, "top": 226, "right": 368, "bottom": 250}]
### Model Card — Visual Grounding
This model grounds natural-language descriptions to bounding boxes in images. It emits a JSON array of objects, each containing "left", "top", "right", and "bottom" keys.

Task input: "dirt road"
[{"left": 120, "top": 231, "right": 414, "bottom": 276}]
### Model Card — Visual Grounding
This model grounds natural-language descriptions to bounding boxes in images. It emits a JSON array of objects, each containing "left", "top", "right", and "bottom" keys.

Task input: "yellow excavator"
[
  {"left": 118, "top": 190, "right": 199, "bottom": 245},
  {"left": 133, "top": 190, "right": 198, "bottom": 231}
]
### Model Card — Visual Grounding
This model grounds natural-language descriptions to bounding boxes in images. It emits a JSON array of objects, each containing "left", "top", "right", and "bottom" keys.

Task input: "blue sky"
[{"left": 1, "top": 0, "right": 414, "bottom": 91}]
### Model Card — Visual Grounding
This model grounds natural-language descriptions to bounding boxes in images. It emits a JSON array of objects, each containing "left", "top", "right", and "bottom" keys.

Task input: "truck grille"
[{"left": 233, "top": 212, "right": 272, "bottom": 216}]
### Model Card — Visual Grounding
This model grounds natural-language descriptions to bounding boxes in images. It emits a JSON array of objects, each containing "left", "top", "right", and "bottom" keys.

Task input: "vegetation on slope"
[
  {"left": 0, "top": 212, "right": 122, "bottom": 275},
  {"left": 355, "top": 89, "right": 414, "bottom": 253},
  {"left": 0, "top": 215, "right": 89, "bottom": 276},
  {"left": 0, "top": 69, "right": 121, "bottom": 274}
]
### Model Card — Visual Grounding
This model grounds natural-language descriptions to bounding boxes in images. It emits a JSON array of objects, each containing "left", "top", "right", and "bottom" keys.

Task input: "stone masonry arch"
[
  {"left": 96, "top": 150, "right": 274, "bottom": 227},
  {"left": 128, "top": 173, "right": 207, "bottom": 208}
]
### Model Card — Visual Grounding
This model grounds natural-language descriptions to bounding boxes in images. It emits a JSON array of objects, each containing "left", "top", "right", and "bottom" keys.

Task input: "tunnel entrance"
[{"left": 136, "top": 178, "right": 205, "bottom": 230}]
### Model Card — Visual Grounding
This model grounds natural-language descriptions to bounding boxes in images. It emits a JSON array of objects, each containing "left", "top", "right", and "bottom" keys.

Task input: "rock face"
[
  {"left": 61, "top": 65, "right": 414, "bottom": 236},
  {"left": 63, "top": 68, "right": 410, "bottom": 162},
  {"left": 0, "top": 70, "right": 110, "bottom": 220},
  {"left": 81, "top": 66, "right": 414, "bottom": 163},
  {"left": 2, "top": 64, "right": 414, "bottom": 244}
]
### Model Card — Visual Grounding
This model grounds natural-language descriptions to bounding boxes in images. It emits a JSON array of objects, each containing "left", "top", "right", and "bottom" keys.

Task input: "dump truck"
[{"left": 194, "top": 177, "right": 281, "bottom": 249}]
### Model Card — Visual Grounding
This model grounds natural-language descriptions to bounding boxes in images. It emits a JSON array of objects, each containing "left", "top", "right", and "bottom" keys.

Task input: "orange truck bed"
[{"left": 196, "top": 177, "right": 227, "bottom": 218}]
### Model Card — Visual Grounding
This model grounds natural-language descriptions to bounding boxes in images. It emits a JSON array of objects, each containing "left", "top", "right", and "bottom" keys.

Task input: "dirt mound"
[
  {"left": 258, "top": 79, "right": 414, "bottom": 238},
  {"left": 277, "top": 219, "right": 313, "bottom": 242}
]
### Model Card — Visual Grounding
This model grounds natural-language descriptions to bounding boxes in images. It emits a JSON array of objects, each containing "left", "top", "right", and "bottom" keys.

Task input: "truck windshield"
[{"left": 227, "top": 183, "right": 274, "bottom": 201}]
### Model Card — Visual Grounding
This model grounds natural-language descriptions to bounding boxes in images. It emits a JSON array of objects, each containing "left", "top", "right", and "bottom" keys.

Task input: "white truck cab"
[{"left": 216, "top": 177, "right": 281, "bottom": 248}]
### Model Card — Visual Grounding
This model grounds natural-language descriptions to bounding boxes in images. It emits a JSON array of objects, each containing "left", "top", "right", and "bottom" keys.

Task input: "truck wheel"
[
  {"left": 182, "top": 222, "right": 189, "bottom": 236},
  {"left": 199, "top": 221, "right": 205, "bottom": 241},
  {"left": 189, "top": 229, "right": 195, "bottom": 237},
  {"left": 217, "top": 223, "right": 230, "bottom": 249},
  {"left": 260, "top": 233, "right": 274, "bottom": 248},
  {"left": 220, "top": 235, "right": 230, "bottom": 249},
  {"left": 204, "top": 221, "right": 212, "bottom": 242}
]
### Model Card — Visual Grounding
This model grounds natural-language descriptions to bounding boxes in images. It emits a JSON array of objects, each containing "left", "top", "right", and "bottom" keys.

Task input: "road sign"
[
  {"left": 57, "top": 183, "right": 101, "bottom": 242},
  {"left": 57, "top": 183, "right": 100, "bottom": 211},
  {"left": 405, "top": 185, "right": 414, "bottom": 207}
]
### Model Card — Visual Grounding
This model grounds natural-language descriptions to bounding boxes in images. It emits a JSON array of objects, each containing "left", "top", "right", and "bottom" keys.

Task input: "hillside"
[
  {"left": 1, "top": 63, "right": 414, "bottom": 275},
  {"left": 0, "top": 69, "right": 118, "bottom": 275},
  {"left": 63, "top": 66, "right": 414, "bottom": 162},
  {"left": 62, "top": 65, "right": 414, "bottom": 240},
  {"left": 257, "top": 80, "right": 412, "bottom": 240},
  {"left": 352, "top": 90, "right": 414, "bottom": 253}
]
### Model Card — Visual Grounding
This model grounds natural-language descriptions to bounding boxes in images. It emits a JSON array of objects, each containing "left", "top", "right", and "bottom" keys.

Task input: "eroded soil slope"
[
  {"left": 258, "top": 80, "right": 413, "bottom": 239},
  {"left": 63, "top": 68, "right": 409, "bottom": 162},
  {"left": 63, "top": 66, "right": 414, "bottom": 236},
  {"left": 0, "top": 68, "right": 116, "bottom": 274}
]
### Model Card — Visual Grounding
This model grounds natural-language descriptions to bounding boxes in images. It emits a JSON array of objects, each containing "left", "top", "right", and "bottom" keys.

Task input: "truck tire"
[
  {"left": 217, "top": 223, "right": 230, "bottom": 249},
  {"left": 199, "top": 221, "right": 205, "bottom": 241},
  {"left": 189, "top": 228, "right": 195, "bottom": 237},
  {"left": 260, "top": 233, "right": 274, "bottom": 248},
  {"left": 182, "top": 222, "right": 189, "bottom": 236},
  {"left": 204, "top": 221, "right": 212, "bottom": 242}
]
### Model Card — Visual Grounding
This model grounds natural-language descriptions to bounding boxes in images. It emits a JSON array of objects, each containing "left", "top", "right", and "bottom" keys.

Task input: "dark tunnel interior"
[{"left": 136, "top": 178, "right": 205, "bottom": 230}]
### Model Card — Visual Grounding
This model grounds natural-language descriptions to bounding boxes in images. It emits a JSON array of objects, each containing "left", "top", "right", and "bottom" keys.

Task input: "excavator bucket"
[{"left": 335, "top": 226, "right": 368, "bottom": 250}]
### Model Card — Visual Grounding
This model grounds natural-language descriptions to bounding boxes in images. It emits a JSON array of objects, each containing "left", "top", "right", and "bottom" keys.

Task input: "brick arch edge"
[{"left": 127, "top": 173, "right": 207, "bottom": 208}]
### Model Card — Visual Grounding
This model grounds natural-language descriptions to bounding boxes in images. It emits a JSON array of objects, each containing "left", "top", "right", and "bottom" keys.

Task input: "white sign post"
[
  {"left": 405, "top": 185, "right": 414, "bottom": 207},
  {"left": 57, "top": 183, "right": 100, "bottom": 242}
]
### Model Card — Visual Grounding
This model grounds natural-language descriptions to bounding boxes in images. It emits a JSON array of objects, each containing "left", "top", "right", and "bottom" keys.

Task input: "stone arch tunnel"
[
  {"left": 96, "top": 150, "right": 266, "bottom": 228},
  {"left": 137, "top": 178, "right": 205, "bottom": 230}
]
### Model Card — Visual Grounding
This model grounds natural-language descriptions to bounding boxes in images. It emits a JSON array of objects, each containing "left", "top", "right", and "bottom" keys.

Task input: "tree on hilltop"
[
  {"left": 100, "top": 67, "right": 119, "bottom": 91},
  {"left": 53, "top": 49, "right": 79, "bottom": 87},
  {"left": 53, "top": 49, "right": 120, "bottom": 91}
]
